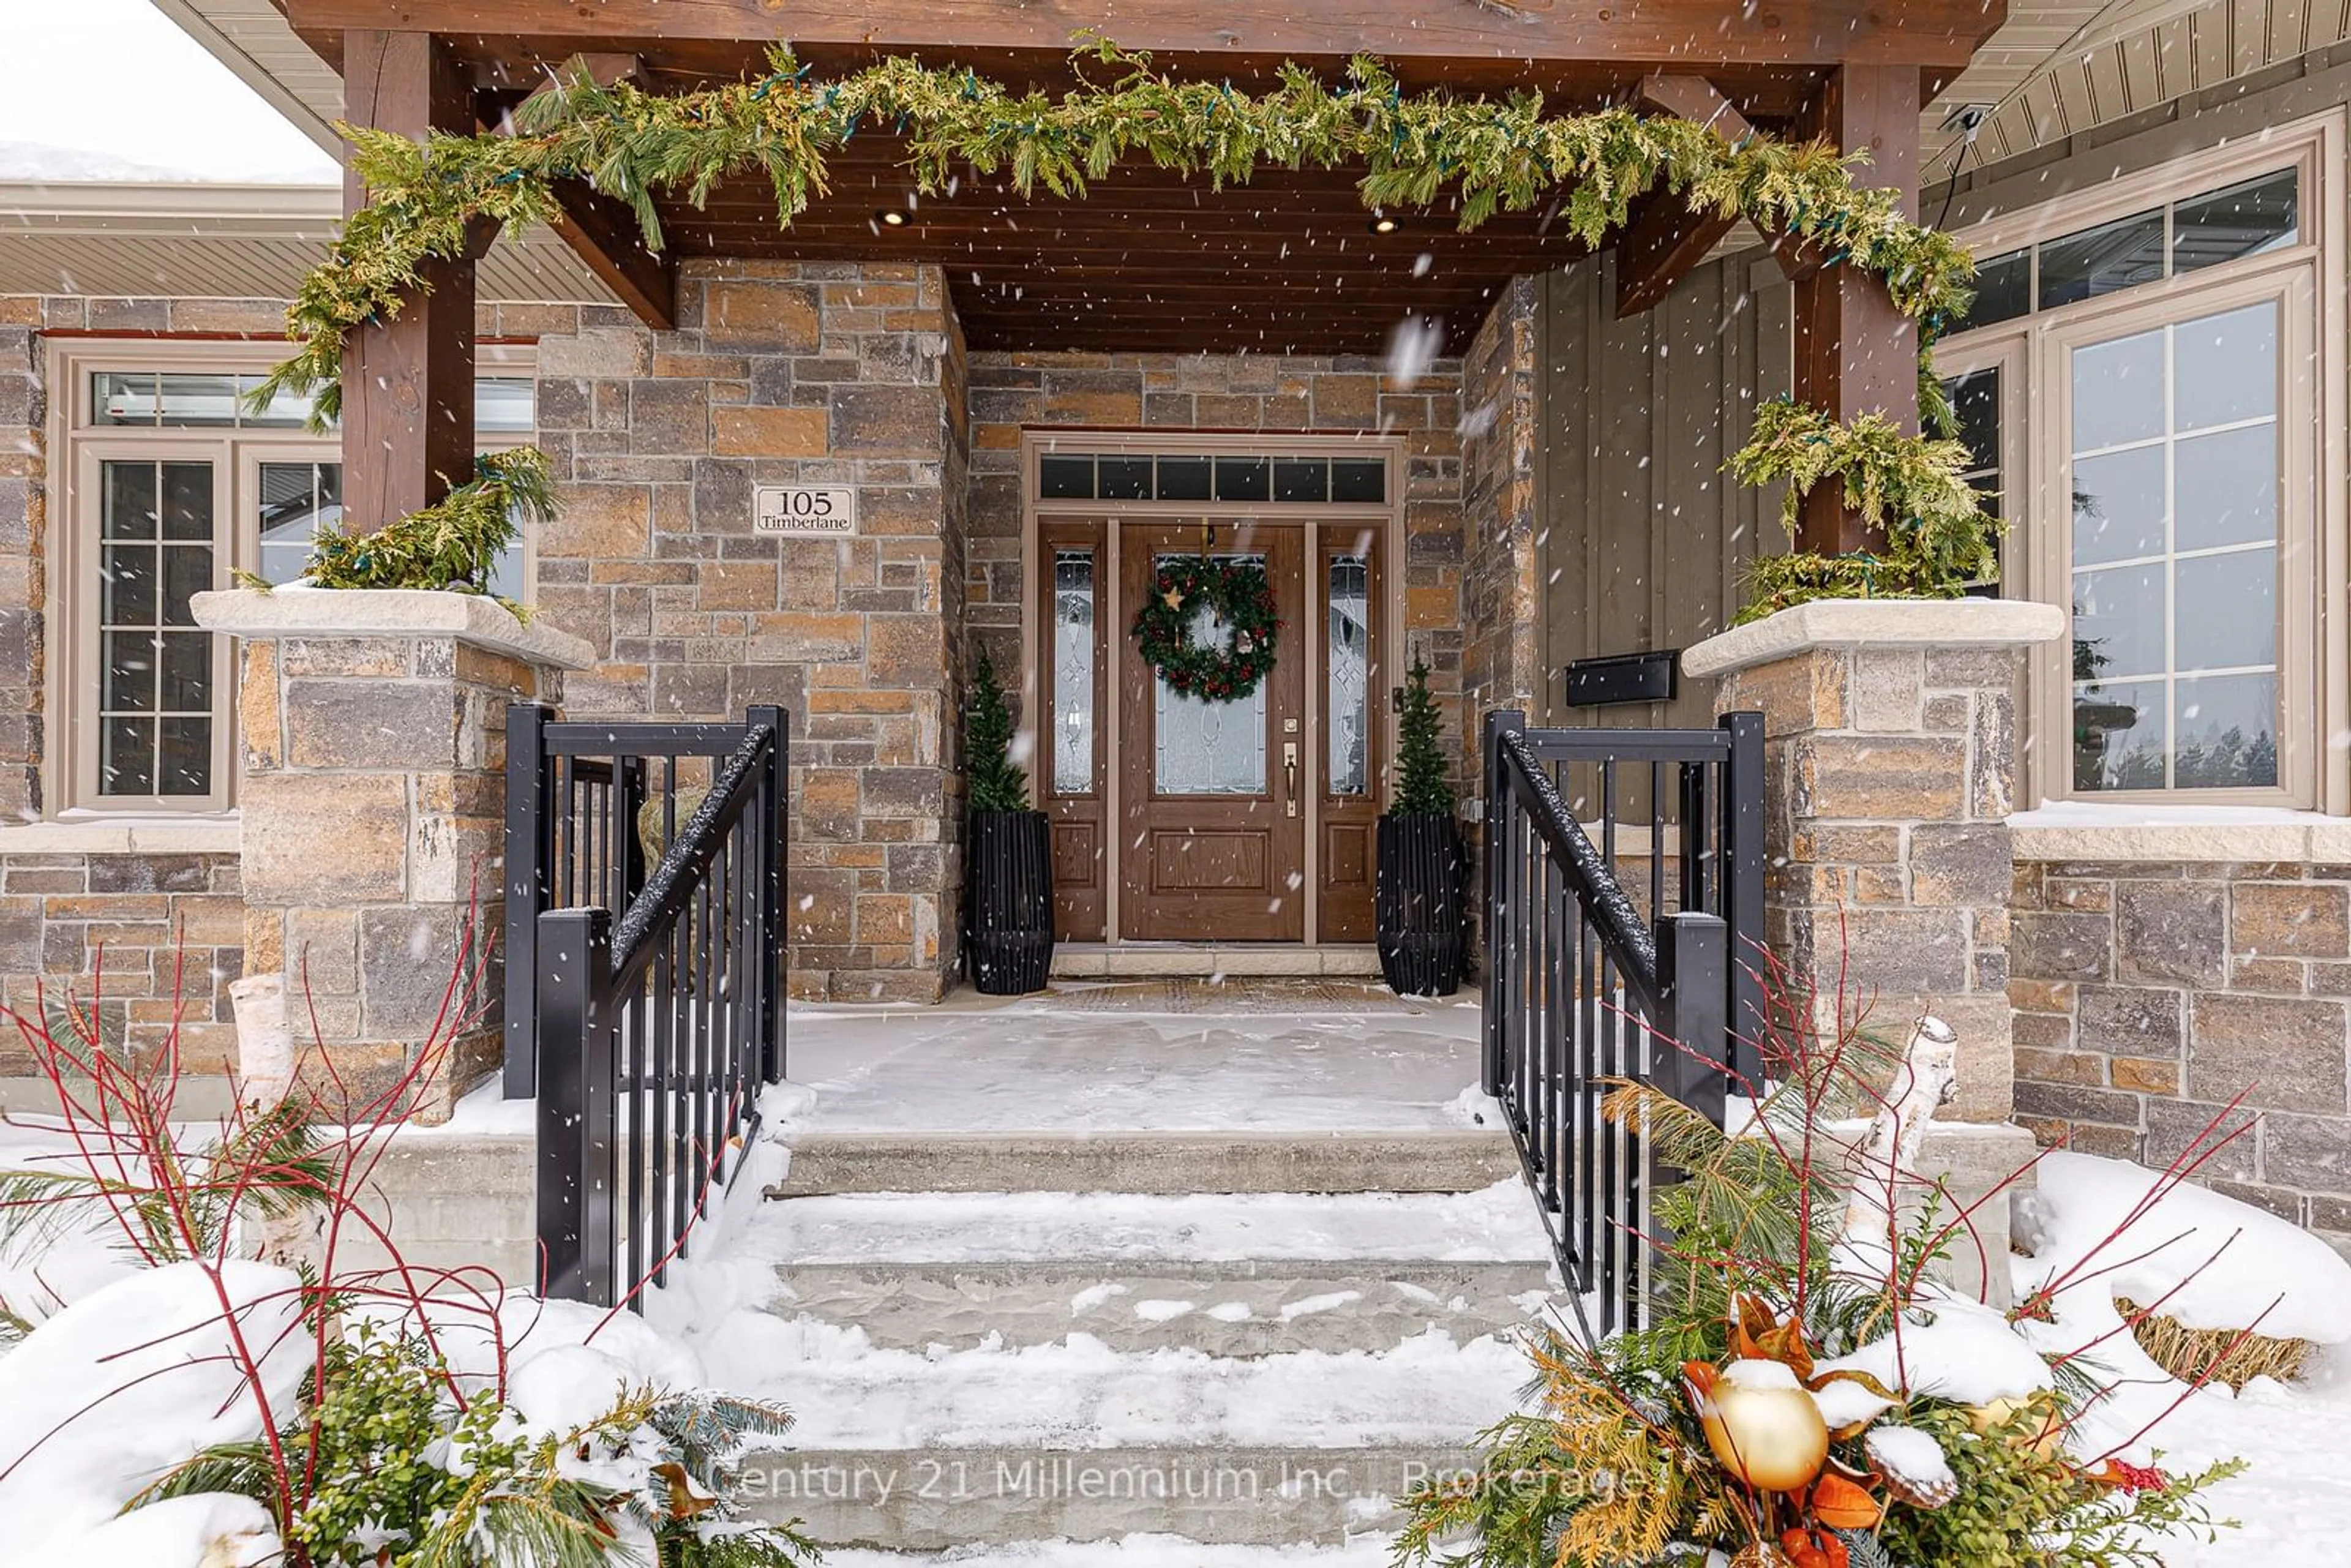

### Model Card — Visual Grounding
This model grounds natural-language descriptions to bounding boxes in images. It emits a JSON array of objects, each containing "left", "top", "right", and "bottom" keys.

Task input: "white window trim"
[
  {"left": 1939, "top": 110, "right": 2349, "bottom": 813},
  {"left": 42, "top": 337, "right": 538, "bottom": 818}
]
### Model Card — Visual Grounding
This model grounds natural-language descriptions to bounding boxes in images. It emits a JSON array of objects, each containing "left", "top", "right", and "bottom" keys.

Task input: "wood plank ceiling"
[
  {"left": 222, "top": 1, "right": 2345, "bottom": 354},
  {"left": 461, "top": 48, "right": 1833, "bottom": 357}
]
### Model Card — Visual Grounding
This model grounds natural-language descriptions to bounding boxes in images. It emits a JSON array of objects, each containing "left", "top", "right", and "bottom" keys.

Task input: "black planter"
[
  {"left": 1376, "top": 812, "right": 1466, "bottom": 997},
  {"left": 967, "top": 809, "right": 1055, "bottom": 995}
]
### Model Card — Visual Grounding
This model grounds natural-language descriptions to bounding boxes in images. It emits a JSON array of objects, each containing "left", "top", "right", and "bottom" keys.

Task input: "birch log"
[
  {"left": 228, "top": 971, "right": 322, "bottom": 1272},
  {"left": 1840, "top": 1015, "right": 1960, "bottom": 1250}
]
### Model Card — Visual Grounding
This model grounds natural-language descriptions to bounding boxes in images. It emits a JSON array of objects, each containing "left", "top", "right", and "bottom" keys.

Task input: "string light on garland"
[
  {"left": 1132, "top": 556, "right": 1281, "bottom": 703},
  {"left": 252, "top": 38, "right": 1997, "bottom": 620}
]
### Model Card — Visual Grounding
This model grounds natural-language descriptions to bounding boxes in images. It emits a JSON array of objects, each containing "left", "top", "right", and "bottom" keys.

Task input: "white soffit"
[
  {"left": 0, "top": 181, "right": 615, "bottom": 306},
  {"left": 154, "top": 0, "right": 345, "bottom": 152},
  {"left": 1924, "top": 0, "right": 2351, "bottom": 178}
]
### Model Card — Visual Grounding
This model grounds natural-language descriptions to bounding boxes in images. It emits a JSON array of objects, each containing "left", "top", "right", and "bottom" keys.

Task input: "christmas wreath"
[{"left": 1133, "top": 555, "right": 1281, "bottom": 703}]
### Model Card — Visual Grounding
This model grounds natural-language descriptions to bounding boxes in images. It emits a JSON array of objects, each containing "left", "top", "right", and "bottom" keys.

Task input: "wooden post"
[
  {"left": 339, "top": 30, "right": 484, "bottom": 529},
  {"left": 1791, "top": 64, "right": 1922, "bottom": 557}
]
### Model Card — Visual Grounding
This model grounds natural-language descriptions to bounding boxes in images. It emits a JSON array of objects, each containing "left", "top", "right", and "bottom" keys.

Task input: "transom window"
[
  {"left": 1940, "top": 122, "right": 2334, "bottom": 808},
  {"left": 1037, "top": 451, "right": 1388, "bottom": 506},
  {"left": 50, "top": 345, "right": 536, "bottom": 812},
  {"left": 1956, "top": 168, "right": 2299, "bottom": 331}
]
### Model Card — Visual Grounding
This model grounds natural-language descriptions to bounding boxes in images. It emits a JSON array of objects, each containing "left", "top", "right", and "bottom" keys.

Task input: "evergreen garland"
[
  {"left": 256, "top": 40, "right": 1993, "bottom": 618},
  {"left": 1728, "top": 399, "right": 1998, "bottom": 625},
  {"left": 1391, "top": 658, "right": 1455, "bottom": 816},
  {"left": 965, "top": 651, "right": 1031, "bottom": 814},
  {"left": 233, "top": 448, "right": 554, "bottom": 608}
]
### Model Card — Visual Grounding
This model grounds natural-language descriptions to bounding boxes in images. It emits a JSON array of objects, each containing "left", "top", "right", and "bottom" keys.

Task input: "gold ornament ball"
[
  {"left": 1686, "top": 1359, "right": 1831, "bottom": 1492},
  {"left": 1968, "top": 1394, "right": 2064, "bottom": 1455}
]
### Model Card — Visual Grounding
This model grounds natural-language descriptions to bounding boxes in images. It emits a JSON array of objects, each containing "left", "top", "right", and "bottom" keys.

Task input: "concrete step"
[
  {"left": 740, "top": 1444, "right": 1462, "bottom": 1549},
  {"left": 1049, "top": 943, "right": 1382, "bottom": 979},
  {"left": 769, "top": 1130, "right": 1516, "bottom": 1196},
  {"left": 746, "top": 1184, "right": 1558, "bottom": 1355},
  {"left": 712, "top": 1283, "right": 1526, "bottom": 1550},
  {"left": 768, "top": 1259, "right": 1554, "bottom": 1355}
]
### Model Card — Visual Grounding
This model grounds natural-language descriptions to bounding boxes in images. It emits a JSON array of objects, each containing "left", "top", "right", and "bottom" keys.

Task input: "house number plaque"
[{"left": 752, "top": 484, "right": 857, "bottom": 535}]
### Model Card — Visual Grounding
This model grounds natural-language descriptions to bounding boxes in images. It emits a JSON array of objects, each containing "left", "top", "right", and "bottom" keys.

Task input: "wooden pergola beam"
[
  {"left": 547, "top": 184, "right": 679, "bottom": 329},
  {"left": 340, "top": 29, "right": 484, "bottom": 529},
  {"left": 1614, "top": 75, "right": 1749, "bottom": 318},
  {"left": 1790, "top": 63, "right": 1922, "bottom": 557},
  {"left": 285, "top": 0, "right": 2004, "bottom": 68},
  {"left": 491, "top": 54, "right": 678, "bottom": 330},
  {"left": 1614, "top": 73, "right": 1831, "bottom": 318}
]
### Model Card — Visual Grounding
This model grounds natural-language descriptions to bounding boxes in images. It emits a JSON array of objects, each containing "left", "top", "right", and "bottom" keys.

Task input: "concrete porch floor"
[{"left": 778, "top": 982, "right": 1492, "bottom": 1136}]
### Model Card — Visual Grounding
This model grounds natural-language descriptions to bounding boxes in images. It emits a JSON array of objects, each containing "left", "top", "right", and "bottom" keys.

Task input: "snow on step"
[
  {"left": 711, "top": 1318, "right": 1529, "bottom": 1450},
  {"left": 737, "top": 1182, "right": 1556, "bottom": 1265},
  {"left": 715, "top": 1314, "right": 1531, "bottom": 1545},
  {"left": 738, "top": 1184, "right": 1561, "bottom": 1354}
]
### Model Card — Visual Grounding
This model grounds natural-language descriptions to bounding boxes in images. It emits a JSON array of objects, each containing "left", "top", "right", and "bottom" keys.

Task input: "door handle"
[{"left": 1283, "top": 741, "right": 1300, "bottom": 817}]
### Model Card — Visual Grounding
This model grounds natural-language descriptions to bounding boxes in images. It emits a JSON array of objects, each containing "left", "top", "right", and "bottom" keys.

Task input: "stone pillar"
[
  {"left": 530, "top": 260, "right": 968, "bottom": 1003},
  {"left": 192, "top": 588, "right": 594, "bottom": 1120},
  {"left": 1682, "top": 599, "right": 2064, "bottom": 1122},
  {"left": 1683, "top": 598, "right": 2064, "bottom": 1306}
]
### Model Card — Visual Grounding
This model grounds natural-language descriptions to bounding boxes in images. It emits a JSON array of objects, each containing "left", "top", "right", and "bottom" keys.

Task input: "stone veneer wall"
[
  {"left": 961, "top": 348, "right": 1470, "bottom": 775},
  {"left": 0, "top": 845, "right": 244, "bottom": 1077},
  {"left": 527, "top": 261, "right": 969, "bottom": 1003},
  {"left": 2012, "top": 853, "right": 2351, "bottom": 1251},
  {"left": 1460, "top": 277, "right": 1543, "bottom": 761}
]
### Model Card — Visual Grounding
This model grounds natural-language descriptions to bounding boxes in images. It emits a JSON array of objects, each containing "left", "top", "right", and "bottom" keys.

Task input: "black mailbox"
[{"left": 1563, "top": 649, "right": 1679, "bottom": 708}]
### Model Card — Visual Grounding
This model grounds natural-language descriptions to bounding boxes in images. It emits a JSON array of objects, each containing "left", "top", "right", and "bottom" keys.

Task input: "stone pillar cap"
[
  {"left": 191, "top": 587, "right": 596, "bottom": 672},
  {"left": 1682, "top": 598, "right": 2064, "bottom": 681}
]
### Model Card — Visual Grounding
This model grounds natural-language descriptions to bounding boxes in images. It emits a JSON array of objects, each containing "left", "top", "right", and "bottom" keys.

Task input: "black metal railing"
[
  {"left": 1482, "top": 707, "right": 1763, "bottom": 1339},
  {"left": 506, "top": 706, "right": 788, "bottom": 1307}
]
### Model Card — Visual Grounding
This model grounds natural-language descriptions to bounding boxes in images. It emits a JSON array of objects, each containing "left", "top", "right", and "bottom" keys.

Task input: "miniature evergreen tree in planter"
[
  {"left": 1377, "top": 659, "right": 1466, "bottom": 996},
  {"left": 965, "top": 651, "right": 1054, "bottom": 994}
]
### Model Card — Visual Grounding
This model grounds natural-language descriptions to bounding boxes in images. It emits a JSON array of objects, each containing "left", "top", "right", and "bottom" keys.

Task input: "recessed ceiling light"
[
  {"left": 877, "top": 208, "right": 910, "bottom": 227},
  {"left": 1369, "top": 214, "right": 1400, "bottom": 235}
]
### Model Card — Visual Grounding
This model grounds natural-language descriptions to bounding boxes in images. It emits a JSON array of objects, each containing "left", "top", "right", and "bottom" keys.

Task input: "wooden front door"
[{"left": 1119, "top": 522, "right": 1307, "bottom": 940}]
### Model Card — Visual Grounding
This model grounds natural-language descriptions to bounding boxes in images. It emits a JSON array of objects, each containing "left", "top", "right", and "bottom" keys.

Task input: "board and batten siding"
[{"left": 1537, "top": 250, "right": 1792, "bottom": 730}]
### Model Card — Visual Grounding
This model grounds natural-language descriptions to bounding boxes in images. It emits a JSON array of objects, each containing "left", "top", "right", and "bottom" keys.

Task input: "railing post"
[
  {"left": 504, "top": 702, "right": 555, "bottom": 1098},
  {"left": 1482, "top": 710, "right": 1525, "bottom": 1098},
  {"left": 537, "top": 906, "right": 618, "bottom": 1307},
  {"left": 1654, "top": 910, "right": 1730, "bottom": 1131},
  {"left": 748, "top": 703, "right": 787, "bottom": 1084},
  {"left": 1717, "top": 710, "right": 1767, "bottom": 1086}
]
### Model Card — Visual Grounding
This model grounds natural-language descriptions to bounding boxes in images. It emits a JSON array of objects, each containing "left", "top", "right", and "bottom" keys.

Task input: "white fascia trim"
[{"left": 149, "top": 0, "right": 343, "bottom": 157}]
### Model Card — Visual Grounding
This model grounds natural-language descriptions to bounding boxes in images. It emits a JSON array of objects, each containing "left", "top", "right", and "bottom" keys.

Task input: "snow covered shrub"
[
  {"left": 141, "top": 1324, "right": 814, "bottom": 1567},
  {"left": 1394, "top": 955, "right": 2241, "bottom": 1568},
  {"left": 0, "top": 923, "right": 814, "bottom": 1566},
  {"left": 2015, "top": 1148, "right": 2351, "bottom": 1397}
]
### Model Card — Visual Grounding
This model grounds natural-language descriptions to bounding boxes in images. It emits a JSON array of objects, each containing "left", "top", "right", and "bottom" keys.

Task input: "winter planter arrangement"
[
  {"left": 0, "top": 943, "right": 815, "bottom": 1566},
  {"left": 1376, "top": 660, "right": 1468, "bottom": 997},
  {"left": 1393, "top": 1005, "right": 2271, "bottom": 1568},
  {"left": 964, "top": 653, "right": 1054, "bottom": 995}
]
